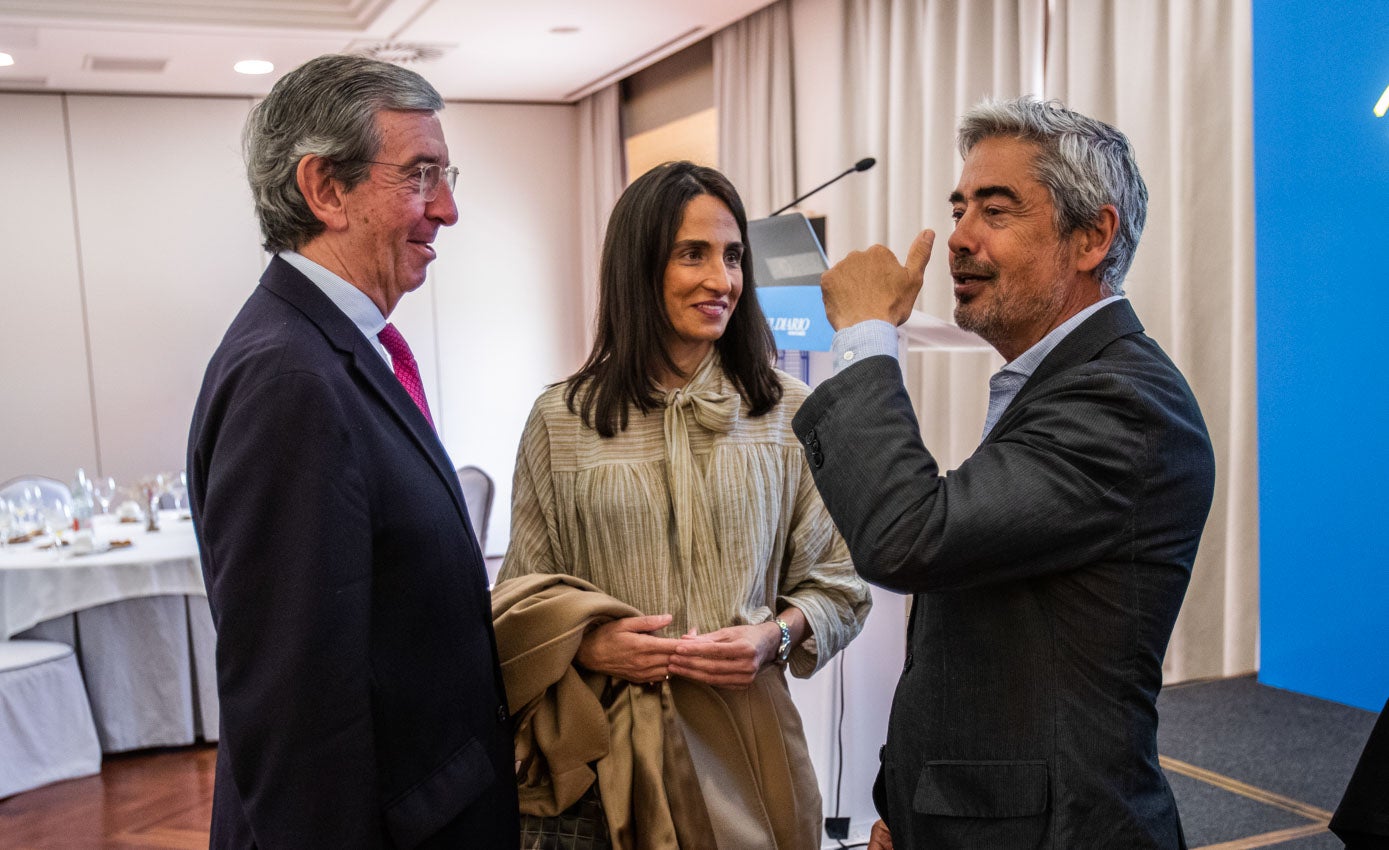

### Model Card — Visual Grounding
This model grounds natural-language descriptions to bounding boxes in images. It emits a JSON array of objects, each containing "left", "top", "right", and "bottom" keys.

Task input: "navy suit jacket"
[
  {"left": 793, "top": 301, "right": 1215, "bottom": 849},
  {"left": 188, "top": 256, "right": 518, "bottom": 848}
]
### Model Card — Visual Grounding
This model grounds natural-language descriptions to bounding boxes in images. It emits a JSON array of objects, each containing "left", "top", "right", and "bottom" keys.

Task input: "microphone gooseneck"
[{"left": 769, "top": 157, "right": 878, "bottom": 216}]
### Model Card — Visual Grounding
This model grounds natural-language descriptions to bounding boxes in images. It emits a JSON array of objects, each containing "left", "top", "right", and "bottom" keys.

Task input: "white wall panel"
[
  {"left": 65, "top": 95, "right": 262, "bottom": 487},
  {"left": 432, "top": 102, "right": 585, "bottom": 556},
  {"left": 0, "top": 93, "right": 99, "bottom": 484},
  {"left": 2, "top": 91, "right": 580, "bottom": 556}
]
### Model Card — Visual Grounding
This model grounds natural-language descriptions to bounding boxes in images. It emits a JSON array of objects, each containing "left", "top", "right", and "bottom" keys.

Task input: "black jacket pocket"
[
  {"left": 913, "top": 760, "right": 1049, "bottom": 818},
  {"left": 383, "top": 736, "right": 497, "bottom": 848}
]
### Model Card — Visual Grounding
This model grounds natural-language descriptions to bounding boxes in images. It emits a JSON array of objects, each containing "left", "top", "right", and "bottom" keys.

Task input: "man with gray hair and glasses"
[
  {"left": 793, "top": 97, "right": 1215, "bottom": 848},
  {"left": 189, "top": 54, "right": 518, "bottom": 848}
]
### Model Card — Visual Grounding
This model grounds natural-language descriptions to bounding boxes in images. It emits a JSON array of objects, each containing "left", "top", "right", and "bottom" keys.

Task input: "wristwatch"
[{"left": 774, "top": 618, "right": 792, "bottom": 665}]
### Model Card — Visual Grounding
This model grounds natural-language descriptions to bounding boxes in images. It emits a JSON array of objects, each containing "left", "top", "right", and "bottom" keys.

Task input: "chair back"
[
  {"left": 0, "top": 476, "right": 72, "bottom": 509},
  {"left": 455, "top": 465, "right": 494, "bottom": 555}
]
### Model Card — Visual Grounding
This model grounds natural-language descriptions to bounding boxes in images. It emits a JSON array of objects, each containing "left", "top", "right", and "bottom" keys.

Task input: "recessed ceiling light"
[
  {"left": 234, "top": 59, "right": 274, "bottom": 76},
  {"left": 1375, "top": 84, "right": 1389, "bottom": 118},
  {"left": 549, "top": 26, "right": 580, "bottom": 35},
  {"left": 0, "top": 52, "right": 14, "bottom": 67}
]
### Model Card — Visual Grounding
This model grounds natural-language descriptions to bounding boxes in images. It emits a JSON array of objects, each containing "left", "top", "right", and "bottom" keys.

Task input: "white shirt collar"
[{"left": 278, "top": 251, "right": 390, "bottom": 363}]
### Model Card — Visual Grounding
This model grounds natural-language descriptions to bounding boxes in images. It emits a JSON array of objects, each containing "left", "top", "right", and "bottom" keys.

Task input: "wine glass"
[
  {"left": 0, "top": 498, "right": 15, "bottom": 549},
  {"left": 42, "top": 498, "right": 72, "bottom": 546},
  {"left": 171, "top": 470, "right": 190, "bottom": 512},
  {"left": 17, "top": 487, "right": 41, "bottom": 534},
  {"left": 93, "top": 476, "right": 117, "bottom": 515}
]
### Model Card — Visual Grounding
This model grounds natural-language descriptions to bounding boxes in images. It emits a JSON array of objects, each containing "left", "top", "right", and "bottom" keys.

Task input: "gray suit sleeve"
[{"left": 792, "top": 355, "right": 1150, "bottom": 594}]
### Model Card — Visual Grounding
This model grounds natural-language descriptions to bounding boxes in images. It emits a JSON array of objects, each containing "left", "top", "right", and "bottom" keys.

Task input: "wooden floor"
[{"left": 0, "top": 745, "right": 215, "bottom": 850}]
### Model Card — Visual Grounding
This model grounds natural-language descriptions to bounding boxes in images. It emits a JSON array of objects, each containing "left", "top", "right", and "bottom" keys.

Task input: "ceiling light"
[
  {"left": 0, "top": 52, "right": 14, "bottom": 67},
  {"left": 1375, "top": 84, "right": 1389, "bottom": 118},
  {"left": 234, "top": 59, "right": 274, "bottom": 76},
  {"left": 549, "top": 26, "right": 580, "bottom": 35}
]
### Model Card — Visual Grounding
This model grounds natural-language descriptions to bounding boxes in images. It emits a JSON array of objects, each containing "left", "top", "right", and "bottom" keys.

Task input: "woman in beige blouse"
[{"left": 494, "top": 161, "right": 871, "bottom": 849}]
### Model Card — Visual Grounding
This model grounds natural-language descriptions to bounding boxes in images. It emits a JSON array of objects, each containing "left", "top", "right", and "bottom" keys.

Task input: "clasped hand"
[
  {"left": 820, "top": 229, "right": 935, "bottom": 330},
  {"left": 576, "top": 614, "right": 780, "bottom": 690},
  {"left": 668, "top": 622, "right": 780, "bottom": 689},
  {"left": 575, "top": 614, "right": 680, "bottom": 684}
]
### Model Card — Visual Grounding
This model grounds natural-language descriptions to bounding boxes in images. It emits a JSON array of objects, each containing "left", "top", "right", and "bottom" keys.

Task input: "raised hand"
[{"left": 820, "top": 228, "right": 936, "bottom": 329}]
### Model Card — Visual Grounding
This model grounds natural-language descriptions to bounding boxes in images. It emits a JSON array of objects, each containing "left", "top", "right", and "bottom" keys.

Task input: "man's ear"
[
  {"left": 1075, "top": 204, "right": 1119, "bottom": 274},
  {"left": 296, "top": 154, "right": 350, "bottom": 232}
]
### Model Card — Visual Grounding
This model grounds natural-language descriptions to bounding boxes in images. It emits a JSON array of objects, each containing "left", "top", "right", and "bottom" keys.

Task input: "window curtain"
[
  {"left": 576, "top": 84, "right": 626, "bottom": 351},
  {"left": 785, "top": 0, "right": 1257, "bottom": 682},
  {"left": 1046, "top": 0, "right": 1259, "bottom": 682},
  {"left": 837, "top": 0, "right": 1047, "bottom": 476},
  {"left": 714, "top": 0, "right": 799, "bottom": 219}
]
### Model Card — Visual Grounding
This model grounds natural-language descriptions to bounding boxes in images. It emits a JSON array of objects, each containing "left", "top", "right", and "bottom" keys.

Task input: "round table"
[
  {"left": 1, "top": 512, "right": 205, "bottom": 638},
  {"left": 1, "top": 512, "right": 217, "bottom": 752}
]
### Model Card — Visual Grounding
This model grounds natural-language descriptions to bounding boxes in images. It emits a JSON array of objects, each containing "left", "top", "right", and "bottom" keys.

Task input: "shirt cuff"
[{"left": 830, "top": 320, "right": 899, "bottom": 373}]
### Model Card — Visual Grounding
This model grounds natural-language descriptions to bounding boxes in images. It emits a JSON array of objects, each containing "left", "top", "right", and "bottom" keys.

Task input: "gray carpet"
[{"left": 1158, "top": 675, "right": 1380, "bottom": 849}]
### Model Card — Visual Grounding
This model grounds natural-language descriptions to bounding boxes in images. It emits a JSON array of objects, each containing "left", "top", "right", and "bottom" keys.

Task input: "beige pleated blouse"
[{"left": 499, "top": 352, "right": 871, "bottom": 678}]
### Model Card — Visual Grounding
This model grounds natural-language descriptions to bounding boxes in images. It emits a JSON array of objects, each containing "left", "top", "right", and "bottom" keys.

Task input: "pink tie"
[{"left": 378, "top": 323, "right": 435, "bottom": 429}]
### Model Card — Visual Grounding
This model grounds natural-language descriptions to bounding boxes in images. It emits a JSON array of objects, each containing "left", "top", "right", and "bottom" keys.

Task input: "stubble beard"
[{"left": 954, "top": 274, "right": 1070, "bottom": 356}]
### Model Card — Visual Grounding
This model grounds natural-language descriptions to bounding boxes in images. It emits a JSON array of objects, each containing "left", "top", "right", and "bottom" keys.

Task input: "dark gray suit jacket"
[
  {"left": 793, "top": 301, "right": 1215, "bottom": 849},
  {"left": 189, "top": 257, "right": 519, "bottom": 848}
]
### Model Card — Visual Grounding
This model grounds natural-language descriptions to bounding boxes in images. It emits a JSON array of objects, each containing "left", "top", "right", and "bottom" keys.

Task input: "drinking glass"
[
  {"left": 177, "top": 471, "right": 189, "bottom": 510},
  {"left": 42, "top": 499, "right": 72, "bottom": 545},
  {"left": 94, "top": 476, "right": 117, "bottom": 514},
  {"left": 0, "top": 499, "right": 15, "bottom": 549},
  {"left": 18, "top": 487, "right": 41, "bottom": 533}
]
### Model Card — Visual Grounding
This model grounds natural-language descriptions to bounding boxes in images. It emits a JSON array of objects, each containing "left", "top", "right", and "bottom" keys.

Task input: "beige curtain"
[
  {"left": 1047, "top": 0, "right": 1259, "bottom": 681},
  {"left": 714, "top": 0, "right": 799, "bottom": 218},
  {"left": 576, "top": 84, "right": 626, "bottom": 351},
  {"left": 786, "top": 0, "right": 1257, "bottom": 682},
  {"left": 838, "top": 0, "right": 1047, "bottom": 483}
]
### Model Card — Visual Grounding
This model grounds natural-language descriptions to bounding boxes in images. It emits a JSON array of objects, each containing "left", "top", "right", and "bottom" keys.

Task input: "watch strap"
[{"left": 774, "top": 617, "right": 792, "bottom": 665}]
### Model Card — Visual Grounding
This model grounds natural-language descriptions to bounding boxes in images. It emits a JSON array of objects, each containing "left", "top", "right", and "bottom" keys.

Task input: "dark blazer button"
[
  {"left": 902, "top": 651, "right": 913, "bottom": 673},
  {"left": 805, "top": 428, "right": 817, "bottom": 444},
  {"left": 811, "top": 451, "right": 824, "bottom": 468},
  {"left": 497, "top": 704, "right": 509, "bottom": 723}
]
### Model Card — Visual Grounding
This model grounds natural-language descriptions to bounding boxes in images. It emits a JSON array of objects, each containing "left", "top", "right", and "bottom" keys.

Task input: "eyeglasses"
[{"left": 351, "top": 160, "right": 459, "bottom": 201}]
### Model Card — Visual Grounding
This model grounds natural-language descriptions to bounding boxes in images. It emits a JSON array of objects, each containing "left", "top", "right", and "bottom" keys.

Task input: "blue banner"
[{"left": 759, "top": 285, "right": 834, "bottom": 351}]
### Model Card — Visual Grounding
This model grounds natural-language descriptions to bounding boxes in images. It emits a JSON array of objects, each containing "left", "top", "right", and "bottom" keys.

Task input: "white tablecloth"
[
  {"left": 1, "top": 512, "right": 217, "bottom": 752},
  {"left": 0, "top": 512, "right": 206, "bottom": 639}
]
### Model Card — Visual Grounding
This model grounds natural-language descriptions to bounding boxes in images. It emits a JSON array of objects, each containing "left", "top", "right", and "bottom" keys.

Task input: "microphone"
[{"left": 769, "top": 157, "right": 876, "bottom": 216}]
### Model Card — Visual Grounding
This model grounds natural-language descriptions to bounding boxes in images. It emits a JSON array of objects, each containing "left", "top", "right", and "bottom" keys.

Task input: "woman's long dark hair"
[{"left": 565, "top": 161, "right": 782, "bottom": 437}]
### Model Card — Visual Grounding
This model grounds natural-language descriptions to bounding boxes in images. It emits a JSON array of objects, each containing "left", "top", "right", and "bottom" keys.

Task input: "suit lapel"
[
  {"left": 984, "top": 300, "right": 1145, "bottom": 444},
  {"left": 1028, "top": 299, "right": 1144, "bottom": 388},
  {"left": 258, "top": 257, "right": 471, "bottom": 529}
]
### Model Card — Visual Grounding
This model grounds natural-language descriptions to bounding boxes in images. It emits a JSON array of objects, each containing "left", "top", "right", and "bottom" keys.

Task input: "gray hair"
[
  {"left": 244, "top": 54, "right": 444, "bottom": 253},
  {"left": 957, "top": 97, "right": 1148, "bottom": 296}
]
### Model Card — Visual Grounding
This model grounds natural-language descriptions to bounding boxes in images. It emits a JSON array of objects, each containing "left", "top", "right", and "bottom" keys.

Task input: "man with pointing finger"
[{"left": 791, "top": 97, "right": 1215, "bottom": 849}]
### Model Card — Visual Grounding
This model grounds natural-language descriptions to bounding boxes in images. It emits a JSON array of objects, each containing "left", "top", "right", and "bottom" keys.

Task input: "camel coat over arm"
[{"left": 498, "top": 352, "right": 873, "bottom": 848}]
